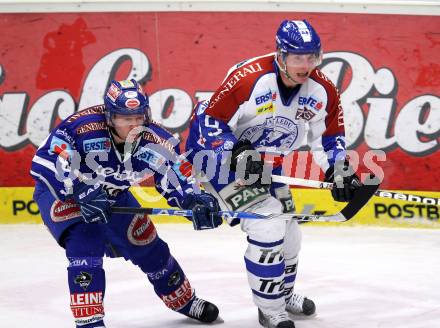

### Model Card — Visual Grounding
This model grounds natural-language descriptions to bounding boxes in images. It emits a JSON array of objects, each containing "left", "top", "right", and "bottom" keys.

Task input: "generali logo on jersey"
[
  {"left": 209, "top": 62, "right": 264, "bottom": 109},
  {"left": 0, "top": 49, "right": 438, "bottom": 158}
]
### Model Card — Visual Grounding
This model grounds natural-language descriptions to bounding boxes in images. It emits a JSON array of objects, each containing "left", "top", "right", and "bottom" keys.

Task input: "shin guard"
[
  {"left": 146, "top": 255, "right": 194, "bottom": 312},
  {"left": 65, "top": 223, "right": 106, "bottom": 327},
  {"left": 283, "top": 255, "right": 298, "bottom": 301},
  {"left": 244, "top": 237, "right": 286, "bottom": 313},
  {"left": 68, "top": 257, "right": 105, "bottom": 327}
]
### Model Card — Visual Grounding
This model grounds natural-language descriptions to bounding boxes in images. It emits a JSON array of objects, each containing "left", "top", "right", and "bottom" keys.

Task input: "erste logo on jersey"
[
  {"left": 83, "top": 137, "right": 111, "bottom": 153},
  {"left": 134, "top": 147, "right": 166, "bottom": 169},
  {"left": 296, "top": 95, "right": 324, "bottom": 121},
  {"left": 298, "top": 96, "right": 323, "bottom": 110},
  {"left": 255, "top": 90, "right": 275, "bottom": 105},
  {"left": 255, "top": 90, "right": 277, "bottom": 115},
  {"left": 239, "top": 117, "right": 299, "bottom": 152}
]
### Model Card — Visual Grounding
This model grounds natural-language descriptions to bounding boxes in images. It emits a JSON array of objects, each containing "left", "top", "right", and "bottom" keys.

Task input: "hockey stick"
[
  {"left": 112, "top": 180, "right": 379, "bottom": 222},
  {"left": 110, "top": 206, "right": 339, "bottom": 222},
  {"left": 111, "top": 207, "right": 267, "bottom": 220},
  {"left": 271, "top": 175, "right": 440, "bottom": 206}
]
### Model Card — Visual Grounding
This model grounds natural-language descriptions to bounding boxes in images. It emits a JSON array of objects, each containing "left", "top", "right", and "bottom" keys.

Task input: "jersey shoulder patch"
[
  {"left": 206, "top": 54, "right": 275, "bottom": 122},
  {"left": 309, "top": 69, "right": 345, "bottom": 135},
  {"left": 309, "top": 69, "right": 340, "bottom": 112},
  {"left": 57, "top": 105, "right": 107, "bottom": 138},
  {"left": 147, "top": 121, "right": 178, "bottom": 144},
  {"left": 65, "top": 105, "right": 105, "bottom": 124},
  {"left": 141, "top": 125, "right": 177, "bottom": 154},
  {"left": 309, "top": 69, "right": 338, "bottom": 96},
  {"left": 149, "top": 120, "right": 174, "bottom": 138}
]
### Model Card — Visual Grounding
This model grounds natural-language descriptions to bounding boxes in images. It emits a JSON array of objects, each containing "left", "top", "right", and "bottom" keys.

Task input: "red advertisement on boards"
[{"left": 0, "top": 12, "right": 438, "bottom": 190}]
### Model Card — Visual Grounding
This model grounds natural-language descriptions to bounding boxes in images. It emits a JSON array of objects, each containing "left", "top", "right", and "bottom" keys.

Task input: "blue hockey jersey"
[{"left": 30, "top": 105, "right": 193, "bottom": 208}]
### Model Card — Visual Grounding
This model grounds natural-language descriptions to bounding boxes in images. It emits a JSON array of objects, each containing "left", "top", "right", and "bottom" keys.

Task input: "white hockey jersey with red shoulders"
[{"left": 188, "top": 52, "right": 346, "bottom": 173}]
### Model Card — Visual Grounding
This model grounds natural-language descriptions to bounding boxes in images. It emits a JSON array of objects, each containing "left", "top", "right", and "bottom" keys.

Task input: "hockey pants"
[{"left": 240, "top": 196, "right": 302, "bottom": 314}]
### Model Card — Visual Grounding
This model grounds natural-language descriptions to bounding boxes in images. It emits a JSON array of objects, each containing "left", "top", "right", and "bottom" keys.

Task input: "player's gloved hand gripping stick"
[
  {"left": 73, "top": 182, "right": 111, "bottom": 223},
  {"left": 271, "top": 175, "right": 439, "bottom": 205},
  {"left": 182, "top": 192, "right": 223, "bottom": 230}
]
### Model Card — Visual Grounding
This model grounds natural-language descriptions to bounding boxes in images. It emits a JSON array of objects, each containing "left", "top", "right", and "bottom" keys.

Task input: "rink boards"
[
  {"left": 1, "top": 187, "right": 438, "bottom": 228},
  {"left": 0, "top": 12, "right": 438, "bottom": 231}
]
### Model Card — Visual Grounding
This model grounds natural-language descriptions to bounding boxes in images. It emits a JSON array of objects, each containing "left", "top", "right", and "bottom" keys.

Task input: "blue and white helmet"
[
  {"left": 104, "top": 79, "right": 150, "bottom": 125},
  {"left": 276, "top": 19, "right": 321, "bottom": 56}
]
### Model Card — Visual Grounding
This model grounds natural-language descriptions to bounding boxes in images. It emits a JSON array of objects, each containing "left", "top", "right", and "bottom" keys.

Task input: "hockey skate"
[
  {"left": 182, "top": 296, "right": 219, "bottom": 323},
  {"left": 258, "top": 308, "right": 295, "bottom": 328},
  {"left": 286, "top": 293, "right": 316, "bottom": 316}
]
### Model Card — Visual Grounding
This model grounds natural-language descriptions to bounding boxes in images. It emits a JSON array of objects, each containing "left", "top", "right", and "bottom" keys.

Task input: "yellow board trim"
[{"left": 0, "top": 187, "right": 439, "bottom": 228}]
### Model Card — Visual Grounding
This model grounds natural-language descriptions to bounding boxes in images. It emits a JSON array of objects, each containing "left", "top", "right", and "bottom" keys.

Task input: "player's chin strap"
[
  {"left": 105, "top": 114, "right": 124, "bottom": 141},
  {"left": 275, "top": 50, "right": 323, "bottom": 86},
  {"left": 271, "top": 175, "right": 440, "bottom": 206},
  {"left": 275, "top": 52, "right": 301, "bottom": 85},
  {"left": 112, "top": 178, "right": 380, "bottom": 222},
  {"left": 108, "top": 126, "right": 123, "bottom": 140}
]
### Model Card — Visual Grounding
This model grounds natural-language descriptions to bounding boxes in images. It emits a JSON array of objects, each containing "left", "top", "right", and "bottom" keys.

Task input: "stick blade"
[{"left": 340, "top": 176, "right": 381, "bottom": 221}]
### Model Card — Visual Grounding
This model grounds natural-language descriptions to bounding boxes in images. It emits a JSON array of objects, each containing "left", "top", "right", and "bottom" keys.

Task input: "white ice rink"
[{"left": 2, "top": 224, "right": 440, "bottom": 328}]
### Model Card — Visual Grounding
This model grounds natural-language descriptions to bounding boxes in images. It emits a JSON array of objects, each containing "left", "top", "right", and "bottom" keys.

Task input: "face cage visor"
[
  {"left": 281, "top": 50, "right": 323, "bottom": 68},
  {"left": 106, "top": 106, "right": 151, "bottom": 128}
]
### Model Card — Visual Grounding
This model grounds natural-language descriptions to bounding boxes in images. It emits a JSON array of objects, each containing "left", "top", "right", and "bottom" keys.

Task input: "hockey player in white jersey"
[{"left": 186, "top": 20, "right": 361, "bottom": 328}]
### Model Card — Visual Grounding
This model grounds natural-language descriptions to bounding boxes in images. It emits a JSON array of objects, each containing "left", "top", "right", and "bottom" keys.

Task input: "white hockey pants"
[{"left": 240, "top": 196, "right": 302, "bottom": 313}]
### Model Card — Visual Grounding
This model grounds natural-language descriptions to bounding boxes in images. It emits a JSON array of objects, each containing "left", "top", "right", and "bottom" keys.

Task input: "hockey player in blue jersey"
[
  {"left": 30, "top": 79, "right": 222, "bottom": 328},
  {"left": 186, "top": 20, "right": 362, "bottom": 328}
]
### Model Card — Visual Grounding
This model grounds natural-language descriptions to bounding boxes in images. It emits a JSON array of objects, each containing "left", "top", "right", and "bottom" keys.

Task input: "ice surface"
[{"left": 1, "top": 224, "right": 440, "bottom": 328}]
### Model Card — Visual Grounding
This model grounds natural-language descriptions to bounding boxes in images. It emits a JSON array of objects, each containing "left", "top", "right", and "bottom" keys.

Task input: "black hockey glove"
[
  {"left": 182, "top": 192, "right": 222, "bottom": 230},
  {"left": 72, "top": 183, "right": 111, "bottom": 223},
  {"left": 324, "top": 160, "right": 362, "bottom": 202},
  {"left": 230, "top": 140, "right": 271, "bottom": 188}
]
